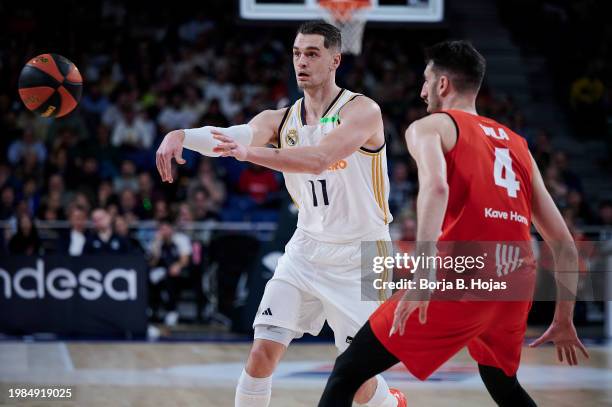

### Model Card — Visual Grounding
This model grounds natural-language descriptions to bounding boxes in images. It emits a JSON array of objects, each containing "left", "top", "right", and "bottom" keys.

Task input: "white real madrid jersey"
[{"left": 277, "top": 88, "right": 392, "bottom": 243}]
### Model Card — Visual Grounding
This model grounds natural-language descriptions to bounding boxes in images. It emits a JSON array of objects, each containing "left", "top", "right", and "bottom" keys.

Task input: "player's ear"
[
  {"left": 331, "top": 51, "right": 341, "bottom": 71},
  {"left": 438, "top": 75, "right": 451, "bottom": 96}
]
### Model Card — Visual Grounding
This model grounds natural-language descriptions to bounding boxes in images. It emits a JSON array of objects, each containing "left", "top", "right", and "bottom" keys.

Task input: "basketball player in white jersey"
[{"left": 156, "top": 22, "right": 405, "bottom": 407}]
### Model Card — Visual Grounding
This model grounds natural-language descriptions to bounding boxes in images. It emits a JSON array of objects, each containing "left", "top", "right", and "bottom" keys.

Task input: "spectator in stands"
[
  {"left": 597, "top": 200, "right": 612, "bottom": 227},
  {"left": 72, "top": 156, "right": 102, "bottom": 198},
  {"left": 15, "top": 150, "right": 44, "bottom": 186},
  {"left": 114, "top": 214, "right": 144, "bottom": 253},
  {"left": 0, "top": 163, "right": 19, "bottom": 192},
  {"left": 394, "top": 215, "right": 417, "bottom": 279},
  {"left": 191, "top": 188, "right": 219, "bottom": 221},
  {"left": 81, "top": 81, "right": 110, "bottom": 131},
  {"left": 153, "top": 199, "right": 170, "bottom": 221},
  {"left": 119, "top": 189, "right": 139, "bottom": 223},
  {"left": 60, "top": 205, "right": 89, "bottom": 256},
  {"left": 8, "top": 213, "right": 41, "bottom": 255},
  {"left": 531, "top": 129, "right": 553, "bottom": 169},
  {"left": 148, "top": 217, "right": 192, "bottom": 326},
  {"left": 0, "top": 186, "right": 16, "bottom": 220},
  {"left": 158, "top": 88, "right": 197, "bottom": 134},
  {"left": 97, "top": 180, "right": 118, "bottom": 209},
  {"left": 197, "top": 99, "right": 229, "bottom": 128},
  {"left": 45, "top": 173, "right": 72, "bottom": 209},
  {"left": 570, "top": 64, "right": 606, "bottom": 137},
  {"left": 111, "top": 106, "right": 154, "bottom": 151},
  {"left": 46, "top": 147, "right": 74, "bottom": 186},
  {"left": 238, "top": 164, "right": 279, "bottom": 206},
  {"left": 183, "top": 85, "right": 208, "bottom": 124},
  {"left": 113, "top": 160, "right": 139, "bottom": 192},
  {"left": 136, "top": 172, "right": 157, "bottom": 219},
  {"left": 388, "top": 161, "right": 414, "bottom": 216},
  {"left": 544, "top": 164, "right": 568, "bottom": 205},
  {"left": 72, "top": 192, "right": 92, "bottom": 215},
  {"left": 88, "top": 124, "right": 120, "bottom": 179},
  {"left": 7, "top": 127, "right": 46, "bottom": 166},
  {"left": 205, "top": 67, "right": 235, "bottom": 108},
  {"left": 552, "top": 151, "right": 582, "bottom": 192},
  {"left": 21, "top": 178, "right": 40, "bottom": 216},
  {"left": 187, "top": 159, "right": 226, "bottom": 212},
  {"left": 566, "top": 190, "right": 594, "bottom": 225},
  {"left": 83, "top": 207, "right": 129, "bottom": 254},
  {"left": 37, "top": 190, "right": 64, "bottom": 221}
]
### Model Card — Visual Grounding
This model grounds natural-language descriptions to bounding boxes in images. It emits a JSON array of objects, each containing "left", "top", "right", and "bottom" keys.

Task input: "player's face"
[
  {"left": 293, "top": 33, "right": 340, "bottom": 89},
  {"left": 421, "top": 62, "right": 441, "bottom": 113}
]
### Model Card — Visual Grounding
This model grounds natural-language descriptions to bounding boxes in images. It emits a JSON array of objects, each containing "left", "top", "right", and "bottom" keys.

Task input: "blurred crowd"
[
  {"left": 498, "top": 0, "right": 611, "bottom": 140},
  {"left": 1, "top": 0, "right": 610, "bottom": 258}
]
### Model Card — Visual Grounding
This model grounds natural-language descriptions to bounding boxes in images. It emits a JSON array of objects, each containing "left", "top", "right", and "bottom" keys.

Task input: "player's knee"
[
  {"left": 246, "top": 342, "right": 283, "bottom": 377},
  {"left": 479, "top": 364, "right": 536, "bottom": 407},
  {"left": 353, "top": 377, "right": 377, "bottom": 404}
]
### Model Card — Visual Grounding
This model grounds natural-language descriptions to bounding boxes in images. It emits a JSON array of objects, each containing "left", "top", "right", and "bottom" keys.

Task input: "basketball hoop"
[{"left": 319, "top": 0, "right": 371, "bottom": 55}]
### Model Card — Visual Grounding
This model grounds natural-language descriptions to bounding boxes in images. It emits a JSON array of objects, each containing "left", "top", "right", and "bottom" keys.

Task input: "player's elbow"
[{"left": 422, "top": 181, "right": 449, "bottom": 197}]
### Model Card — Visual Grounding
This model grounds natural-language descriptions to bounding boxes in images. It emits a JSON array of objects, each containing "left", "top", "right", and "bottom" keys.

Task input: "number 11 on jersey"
[{"left": 308, "top": 179, "right": 329, "bottom": 207}]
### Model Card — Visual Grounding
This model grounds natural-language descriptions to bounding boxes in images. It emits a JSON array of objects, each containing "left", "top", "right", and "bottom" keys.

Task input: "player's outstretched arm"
[
  {"left": 212, "top": 97, "right": 382, "bottom": 174},
  {"left": 528, "top": 154, "right": 589, "bottom": 364},
  {"left": 155, "top": 108, "right": 286, "bottom": 183}
]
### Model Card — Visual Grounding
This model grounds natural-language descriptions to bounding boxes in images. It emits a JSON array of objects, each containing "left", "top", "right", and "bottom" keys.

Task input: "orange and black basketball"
[{"left": 18, "top": 53, "right": 83, "bottom": 118}]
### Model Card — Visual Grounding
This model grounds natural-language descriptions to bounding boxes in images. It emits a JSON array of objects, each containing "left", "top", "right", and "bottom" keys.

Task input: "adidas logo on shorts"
[{"left": 261, "top": 308, "right": 273, "bottom": 316}]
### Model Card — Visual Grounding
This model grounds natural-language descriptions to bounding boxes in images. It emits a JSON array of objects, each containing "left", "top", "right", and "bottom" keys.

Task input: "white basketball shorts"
[{"left": 253, "top": 228, "right": 392, "bottom": 352}]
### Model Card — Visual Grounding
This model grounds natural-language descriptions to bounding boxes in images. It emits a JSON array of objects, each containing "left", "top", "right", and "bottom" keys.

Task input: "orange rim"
[{"left": 319, "top": 0, "right": 371, "bottom": 22}]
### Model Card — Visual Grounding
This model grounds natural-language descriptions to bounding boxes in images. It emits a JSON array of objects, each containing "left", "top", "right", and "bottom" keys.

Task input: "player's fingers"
[
  {"left": 212, "top": 133, "right": 229, "bottom": 142},
  {"left": 398, "top": 314, "right": 408, "bottom": 336},
  {"left": 165, "top": 153, "right": 174, "bottom": 183},
  {"left": 577, "top": 341, "right": 590, "bottom": 359},
  {"left": 569, "top": 345, "right": 578, "bottom": 366},
  {"left": 528, "top": 332, "right": 550, "bottom": 348},
  {"left": 556, "top": 346, "right": 563, "bottom": 363},
  {"left": 215, "top": 142, "right": 232, "bottom": 151},
  {"left": 399, "top": 305, "right": 415, "bottom": 335},
  {"left": 159, "top": 152, "right": 168, "bottom": 182},
  {"left": 564, "top": 346, "right": 573, "bottom": 366},
  {"left": 155, "top": 152, "right": 163, "bottom": 180},
  {"left": 174, "top": 148, "right": 186, "bottom": 165},
  {"left": 418, "top": 303, "right": 428, "bottom": 324},
  {"left": 389, "top": 321, "right": 397, "bottom": 337}
]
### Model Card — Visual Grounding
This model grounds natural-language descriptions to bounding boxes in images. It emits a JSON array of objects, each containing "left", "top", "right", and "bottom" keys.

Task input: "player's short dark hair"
[
  {"left": 296, "top": 21, "right": 341, "bottom": 51},
  {"left": 424, "top": 40, "right": 486, "bottom": 93}
]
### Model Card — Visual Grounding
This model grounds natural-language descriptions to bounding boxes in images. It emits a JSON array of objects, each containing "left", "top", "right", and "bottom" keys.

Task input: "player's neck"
[
  {"left": 303, "top": 82, "right": 342, "bottom": 121},
  {"left": 442, "top": 95, "right": 478, "bottom": 115}
]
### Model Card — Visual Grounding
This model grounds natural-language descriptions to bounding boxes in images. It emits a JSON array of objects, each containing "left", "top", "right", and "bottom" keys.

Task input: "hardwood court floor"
[{"left": 0, "top": 341, "right": 610, "bottom": 406}]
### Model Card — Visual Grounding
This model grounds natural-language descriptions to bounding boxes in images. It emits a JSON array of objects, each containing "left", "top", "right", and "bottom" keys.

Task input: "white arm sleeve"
[{"left": 183, "top": 124, "right": 253, "bottom": 157}]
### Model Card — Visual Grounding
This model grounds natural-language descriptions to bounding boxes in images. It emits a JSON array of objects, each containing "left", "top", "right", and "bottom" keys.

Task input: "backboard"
[{"left": 239, "top": 0, "right": 444, "bottom": 23}]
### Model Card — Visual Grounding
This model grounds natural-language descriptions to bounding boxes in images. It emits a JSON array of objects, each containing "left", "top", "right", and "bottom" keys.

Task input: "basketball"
[{"left": 18, "top": 53, "right": 83, "bottom": 118}]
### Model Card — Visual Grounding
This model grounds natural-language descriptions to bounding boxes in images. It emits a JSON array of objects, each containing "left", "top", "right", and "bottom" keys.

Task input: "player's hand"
[
  {"left": 389, "top": 293, "right": 429, "bottom": 336},
  {"left": 212, "top": 130, "right": 248, "bottom": 161},
  {"left": 156, "top": 130, "right": 186, "bottom": 183},
  {"left": 528, "top": 319, "right": 589, "bottom": 366}
]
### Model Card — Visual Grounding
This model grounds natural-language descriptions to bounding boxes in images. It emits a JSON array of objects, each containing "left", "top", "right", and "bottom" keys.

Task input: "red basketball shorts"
[{"left": 369, "top": 291, "right": 532, "bottom": 380}]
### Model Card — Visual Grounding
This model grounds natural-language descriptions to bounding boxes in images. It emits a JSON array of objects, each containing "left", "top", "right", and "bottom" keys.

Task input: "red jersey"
[{"left": 439, "top": 109, "right": 533, "bottom": 242}]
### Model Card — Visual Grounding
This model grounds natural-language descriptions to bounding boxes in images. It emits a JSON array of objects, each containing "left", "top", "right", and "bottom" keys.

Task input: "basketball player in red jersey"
[{"left": 318, "top": 41, "right": 589, "bottom": 407}]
